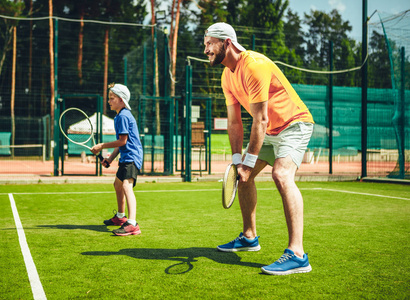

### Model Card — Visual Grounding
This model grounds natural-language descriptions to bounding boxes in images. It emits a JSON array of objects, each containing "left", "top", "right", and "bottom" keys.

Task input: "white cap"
[
  {"left": 110, "top": 83, "right": 131, "bottom": 110},
  {"left": 205, "top": 22, "right": 246, "bottom": 52}
]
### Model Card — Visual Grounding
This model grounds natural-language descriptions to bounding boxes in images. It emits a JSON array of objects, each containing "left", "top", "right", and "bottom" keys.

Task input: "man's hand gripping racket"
[{"left": 59, "top": 107, "right": 110, "bottom": 168}]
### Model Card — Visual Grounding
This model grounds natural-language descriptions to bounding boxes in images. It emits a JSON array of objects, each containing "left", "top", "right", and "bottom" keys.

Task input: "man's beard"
[{"left": 210, "top": 44, "right": 226, "bottom": 67}]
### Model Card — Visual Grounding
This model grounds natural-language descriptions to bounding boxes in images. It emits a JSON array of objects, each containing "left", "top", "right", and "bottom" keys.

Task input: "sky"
[
  {"left": 287, "top": 0, "right": 409, "bottom": 40},
  {"left": 147, "top": 0, "right": 409, "bottom": 40}
]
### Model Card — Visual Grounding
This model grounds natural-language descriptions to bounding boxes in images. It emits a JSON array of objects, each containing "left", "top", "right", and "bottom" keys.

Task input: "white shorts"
[{"left": 245, "top": 122, "right": 314, "bottom": 168}]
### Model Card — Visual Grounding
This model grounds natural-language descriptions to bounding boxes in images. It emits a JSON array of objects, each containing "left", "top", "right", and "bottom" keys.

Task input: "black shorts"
[{"left": 116, "top": 162, "right": 138, "bottom": 187}]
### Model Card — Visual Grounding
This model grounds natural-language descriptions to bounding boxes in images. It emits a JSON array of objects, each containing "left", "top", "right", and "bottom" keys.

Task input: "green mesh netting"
[{"left": 369, "top": 11, "right": 410, "bottom": 178}]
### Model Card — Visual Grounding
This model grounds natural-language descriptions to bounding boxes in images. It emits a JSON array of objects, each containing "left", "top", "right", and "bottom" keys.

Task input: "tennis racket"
[
  {"left": 59, "top": 107, "right": 110, "bottom": 167},
  {"left": 222, "top": 163, "right": 239, "bottom": 209}
]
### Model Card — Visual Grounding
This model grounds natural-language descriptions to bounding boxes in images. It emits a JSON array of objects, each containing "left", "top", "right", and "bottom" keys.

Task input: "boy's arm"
[
  {"left": 91, "top": 134, "right": 128, "bottom": 154},
  {"left": 91, "top": 135, "right": 128, "bottom": 168},
  {"left": 106, "top": 147, "right": 120, "bottom": 164}
]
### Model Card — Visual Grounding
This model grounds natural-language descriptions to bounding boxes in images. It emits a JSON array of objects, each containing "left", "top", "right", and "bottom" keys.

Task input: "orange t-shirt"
[{"left": 222, "top": 51, "right": 314, "bottom": 135}]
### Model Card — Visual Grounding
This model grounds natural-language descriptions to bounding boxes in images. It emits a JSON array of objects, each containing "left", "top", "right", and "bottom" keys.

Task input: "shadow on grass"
[
  {"left": 37, "top": 224, "right": 111, "bottom": 233},
  {"left": 82, "top": 247, "right": 265, "bottom": 274}
]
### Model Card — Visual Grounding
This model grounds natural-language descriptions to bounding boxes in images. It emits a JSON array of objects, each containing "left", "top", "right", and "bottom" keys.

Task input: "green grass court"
[{"left": 1, "top": 181, "right": 409, "bottom": 299}]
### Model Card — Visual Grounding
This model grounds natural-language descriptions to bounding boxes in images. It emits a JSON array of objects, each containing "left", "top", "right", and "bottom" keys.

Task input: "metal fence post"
[
  {"left": 185, "top": 64, "right": 192, "bottom": 182},
  {"left": 329, "top": 41, "right": 333, "bottom": 174}
]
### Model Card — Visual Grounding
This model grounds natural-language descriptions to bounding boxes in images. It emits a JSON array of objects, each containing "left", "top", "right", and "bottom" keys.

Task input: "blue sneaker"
[
  {"left": 217, "top": 232, "right": 261, "bottom": 252},
  {"left": 261, "top": 249, "right": 312, "bottom": 275}
]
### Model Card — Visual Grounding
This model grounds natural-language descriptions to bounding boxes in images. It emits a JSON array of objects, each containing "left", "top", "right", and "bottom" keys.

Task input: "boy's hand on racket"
[
  {"left": 101, "top": 158, "right": 110, "bottom": 168},
  {"left": 90, "top": 143, "right": 103, "bottom": 155}
]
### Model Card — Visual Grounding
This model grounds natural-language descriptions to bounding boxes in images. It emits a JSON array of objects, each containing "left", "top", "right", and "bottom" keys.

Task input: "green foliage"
[
  {"left": 0, "top": 0, "right": 25, "bottom": 15},
  {"left": 304, "top": 9, "right": 352, "bottom": 68},
  {"left": 241, "top": 0, "right": 288, "bottom": 29},
  {"left": 284, "top": 8, "right": 305, "bottom": 62},
  {"left": 0, "top": 0, "right": 407, "bottom": 120},
  {"left": 0, "top": 0, "right": 25, "bottom": 76},
  {"left": 368, "top": 30, "right": 393, "bottom": 89},
  {"left": 197, "top": 0, "right": 229, "bottom": 25}
]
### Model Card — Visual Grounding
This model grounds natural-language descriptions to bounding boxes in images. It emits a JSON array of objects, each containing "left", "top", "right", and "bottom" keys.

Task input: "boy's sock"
[
  {"left": 116, "top": 212, "right": 126, "bottom": 218},
  {"left": 127, "top": 219, "right": 137, "bottom": 226}
]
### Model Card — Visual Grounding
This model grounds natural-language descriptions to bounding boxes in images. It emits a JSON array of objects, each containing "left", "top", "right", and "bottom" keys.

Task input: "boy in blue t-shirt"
[{"left": 91, "top": 83, "right": 143, "bottom": 236}]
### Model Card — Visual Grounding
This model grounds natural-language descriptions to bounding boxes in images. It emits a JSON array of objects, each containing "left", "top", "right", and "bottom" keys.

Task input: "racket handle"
[{"left": 97, "top": 153, "right": 110, "bottom": 168}]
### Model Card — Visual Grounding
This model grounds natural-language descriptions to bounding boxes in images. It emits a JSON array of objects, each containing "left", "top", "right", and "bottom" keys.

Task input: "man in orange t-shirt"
[{"left": 204, "top": 22, "right": 314, "bottom": 276}]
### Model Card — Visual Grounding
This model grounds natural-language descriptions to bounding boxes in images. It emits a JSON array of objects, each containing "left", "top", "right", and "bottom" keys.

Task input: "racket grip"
[{"left": 97, "top": 153, "right": 110, "bottom": 168}]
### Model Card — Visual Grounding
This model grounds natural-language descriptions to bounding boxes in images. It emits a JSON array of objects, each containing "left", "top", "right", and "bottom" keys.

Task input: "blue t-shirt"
[{"left": 114, "top": 109, "right": 143, "bottom": 169}]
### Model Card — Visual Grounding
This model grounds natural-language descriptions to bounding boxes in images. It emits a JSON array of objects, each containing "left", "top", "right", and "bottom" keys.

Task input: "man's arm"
[
  {"left": 237, "top": 101, "right": 268, "bottom": 182},
  {"left": 247, "top": 101, "right": 269, "bottom": 156},
  {"left": 227, "top": 103, "right": 243, "bottom": 155}
]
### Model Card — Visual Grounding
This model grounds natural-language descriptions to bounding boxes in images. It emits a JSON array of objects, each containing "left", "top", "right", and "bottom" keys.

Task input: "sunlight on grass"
[{"left": 1, "top": 181, "right": 409, "bottom": 299}]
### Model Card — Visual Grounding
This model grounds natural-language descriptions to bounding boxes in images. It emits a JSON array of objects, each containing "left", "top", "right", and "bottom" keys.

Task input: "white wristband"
[
  {"left": 243, "top": 153, "right": 258, "bottom": 168},
  {"left": 232, "top": 153, "right": 242, "bottom": 165}
]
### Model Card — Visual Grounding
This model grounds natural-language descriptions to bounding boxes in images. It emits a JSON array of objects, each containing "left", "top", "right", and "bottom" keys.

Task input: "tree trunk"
[
  {"left": 28, "top": 0, "right": 33, "bottom": 117},
  {"left": 49, "top": 0, "right": 55, "bottom": 141},
  {"left": 78, "top": 14, "right": 84, "bottom": 86},
  {"left": 170, "top": 0, "right": 182, "bottom": 98},
  {"left": 0, "top": 26, "right": 14, "bottom": 78},
  {"left": 151, "top": 0, "right": 161, "bottom": 135},
  {"left": 169, "top": 0, "right": 176, "bottom": 50},
  {"left": 103, "top": 28, "right": 109, "bottom": 115},
  {"left": 11, "top": 26, "right": 16, "bottom": 157}
]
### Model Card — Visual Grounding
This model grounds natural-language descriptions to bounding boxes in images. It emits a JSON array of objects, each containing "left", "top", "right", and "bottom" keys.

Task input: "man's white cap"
[
  {"left": 110, "top": 83, "right": 131, "bottom": 110},
  {"left": 204, "top": 22, "right": 246, "bottom": 52}
]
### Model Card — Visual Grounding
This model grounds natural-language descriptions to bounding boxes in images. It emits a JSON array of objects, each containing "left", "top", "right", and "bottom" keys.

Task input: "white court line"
[
  {"left": 2, "top": 187, "right": 408, "bottom": 200},
  {"left": 0, "top": 188, "right": 280, "bottom": 195},
  {"left": 316, "top": 188, "right": 410, "bottom": 201},
  {"left": 9, "top": 194, "right": 47, "bottom": 300}
]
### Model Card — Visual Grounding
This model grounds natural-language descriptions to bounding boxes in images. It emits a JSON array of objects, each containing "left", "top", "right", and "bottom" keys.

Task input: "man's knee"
[{"left": 272, "top": 164, "right": 295, "bottom": 186}]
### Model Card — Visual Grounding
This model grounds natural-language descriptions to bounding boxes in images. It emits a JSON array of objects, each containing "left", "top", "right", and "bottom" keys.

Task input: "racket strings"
[
  {"left": 223, "top": 165, "right": 238, "bottom": 205},
  {"left": 62, "top": 111, "right": 94, "bottom": 145}
]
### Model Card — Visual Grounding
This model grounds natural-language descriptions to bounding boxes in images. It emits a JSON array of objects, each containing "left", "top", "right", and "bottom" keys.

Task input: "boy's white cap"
[
  {"left": 204, "top": 22, "right": 246, "bottom": 52},
  {"left": 110, "top": 83, "right": 131, "bottom": 110}
]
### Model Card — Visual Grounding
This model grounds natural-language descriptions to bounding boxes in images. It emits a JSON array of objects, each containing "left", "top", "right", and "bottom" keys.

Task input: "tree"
[
  {"left": 0, "top": 0, "right": 24, "bottom": 77},
  {"left": 241, "top": 0, "right": 288, "bottom": 29},
  {"left": 283, "top": 8, "right": 305, "bottom": 62},
  {"left": 226, "top": 0, "right": 244, "bottom": 25},
  {"left": 368, "top": 30, "right": 392, "bottom": 89},
  {"left": 197, "top": 0, "right": 229, "bottom": 24},
  {"left": 169, "top": 0, "right": 182, "bottom": 98},
  {"left": 304, "top": 9, "right": 353, "bottom": 71}
]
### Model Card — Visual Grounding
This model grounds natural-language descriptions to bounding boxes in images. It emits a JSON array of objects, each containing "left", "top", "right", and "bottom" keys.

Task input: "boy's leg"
[
  {"left": 112, "top": 163, "right": 140, "bottom": 236},
  {"left": 114, "top": 176, "right": 126, "bottom": 214},
  {"left": 122, "top": 178, "right": 136, "bottom": 221},
  {"left": 112, "top": 178, "right": 140, "bottom": 236},
  {"left": 103, "top": 176, "right": 127, "bottom": 226}
]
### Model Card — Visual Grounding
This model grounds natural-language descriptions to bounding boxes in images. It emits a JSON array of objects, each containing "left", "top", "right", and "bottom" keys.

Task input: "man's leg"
[
  {"left": 217, "top": 159, "right": 268, "bottom": 252},
  {"left": 238, "top": 159, "right": 268, "bottom": 239},
  {"left": 260, "top": 155, "right": 311, "bottom": 275},
  {"left": 271, "top": 155, "right": 304, "bottom": 258}
]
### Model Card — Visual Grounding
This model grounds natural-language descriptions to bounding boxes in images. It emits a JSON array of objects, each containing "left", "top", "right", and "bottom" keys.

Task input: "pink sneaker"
[
  {"left": 112, "top": 222, "right": 141, "bottom": 236},
  {"left": 103, "top": 211, "right": 127, "bottom": 226}
]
